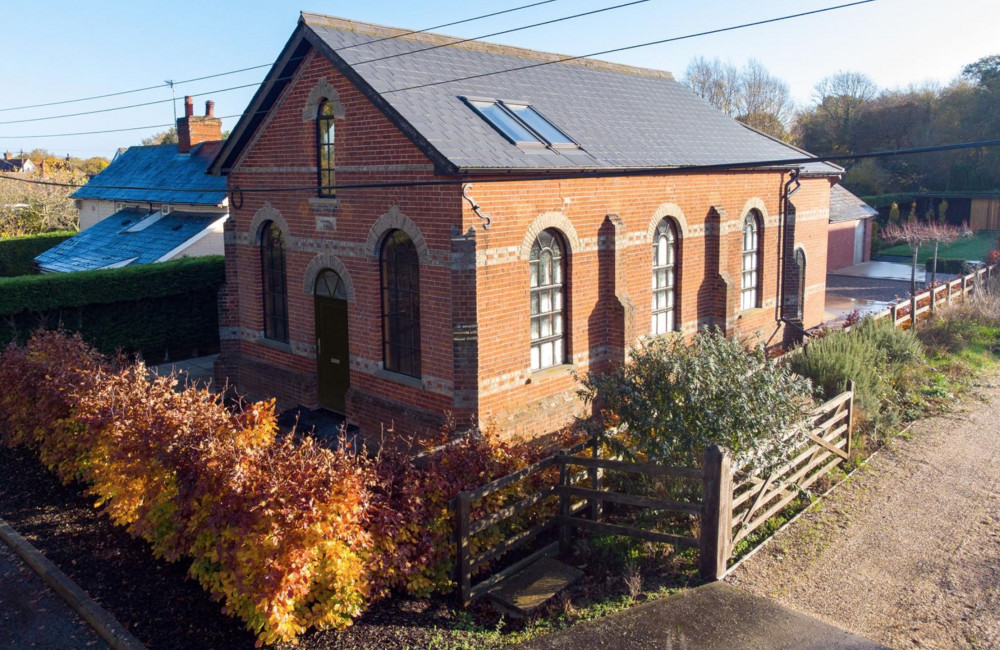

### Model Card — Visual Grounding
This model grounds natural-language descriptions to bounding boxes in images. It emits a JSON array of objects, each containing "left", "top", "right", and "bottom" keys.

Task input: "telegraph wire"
[
  {"left": 0, "top": 0, "right": 641, "bottom": 126},
  {"left": 0, "top": 0, "right": 880, "bottom": 141},
  {"left": 3, "top": 138, "right": 998, "bottom": 194},
  {"left": 0, "top": 0, "right": 563, "bottom": 113},
  {"left": 381, "top": 0, "right": 879, "bottom": 94},
  {"left": 350, "top": 0, "right": 650, "bottom": 66}
]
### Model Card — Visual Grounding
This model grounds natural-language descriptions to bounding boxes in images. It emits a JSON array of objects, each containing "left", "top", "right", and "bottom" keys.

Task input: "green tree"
[{"left": 141, "top": 127, "right": 178, "bottom": 146}]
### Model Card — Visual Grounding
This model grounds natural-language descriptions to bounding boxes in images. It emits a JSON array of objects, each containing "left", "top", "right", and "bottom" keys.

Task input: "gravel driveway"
[{"left": 727, "top": 372, "right": 1000, "bottom": 649}]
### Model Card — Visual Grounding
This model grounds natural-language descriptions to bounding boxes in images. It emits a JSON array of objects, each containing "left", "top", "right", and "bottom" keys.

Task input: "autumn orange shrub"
[{"left": 0, "top": 331, "right": 561, "bottom": 644}]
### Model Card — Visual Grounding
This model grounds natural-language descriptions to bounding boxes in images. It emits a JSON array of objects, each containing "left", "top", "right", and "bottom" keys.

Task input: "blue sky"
[{"left": 1, "top": 0, "right": 998, "bottom": 158}]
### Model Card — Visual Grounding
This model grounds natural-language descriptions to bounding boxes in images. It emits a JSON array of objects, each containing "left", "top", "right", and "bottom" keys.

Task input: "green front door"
[{"left": 316, "top": 295, "right": 350, "bottom": 412}]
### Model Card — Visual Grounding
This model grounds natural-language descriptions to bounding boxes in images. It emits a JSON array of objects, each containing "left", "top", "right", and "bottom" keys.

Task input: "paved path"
[
  {"left": 728, "top": 372, "right": 1000, "bottom": 649},
  {"left": 0, "top": 540, "right": 108, "bottom": 649},
  {"left": 517, "top": 582, "right": 886, "bottom": 649}
]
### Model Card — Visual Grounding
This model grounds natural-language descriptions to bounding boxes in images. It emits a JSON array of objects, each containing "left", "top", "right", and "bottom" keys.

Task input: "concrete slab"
[
  {"left": 516, "top": 582, "right": 887, "bottom": 650},
  {"left": 490, "top": 557, "right": 584, "bottom": 617},
  {"left": 830, "top": 260, "right": 924, "bottom": 283}
]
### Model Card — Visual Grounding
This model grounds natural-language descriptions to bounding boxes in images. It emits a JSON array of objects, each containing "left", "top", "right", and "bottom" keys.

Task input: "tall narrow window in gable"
[
  {"left": 381, "top": 230, "right": 421, "bottom": 377},
  {"left": 317, "top": 100, "right": 336, "bottom": 197},
  {"left": 741, "top": 211, "right": 762, "bottom": 311},
  {"left": 261, "top": 221, "right": 289, "bottom": 342},
  {"left": 652, "top": 218, "right": 678, "bottom": 335},
  {"left": 530, "top": 229, "right": 566, "bottom": 371}
]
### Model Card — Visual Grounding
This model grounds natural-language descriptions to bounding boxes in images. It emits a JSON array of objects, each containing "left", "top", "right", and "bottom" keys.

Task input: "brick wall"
[
  {"left": 217, "top": 44, "right": 835, "bottom": 444},
  {"left": 827, "top": 219, "right": 871, "bottom": 271},
  {"left": 466, "top": 174, "right": 832, "bottom": 438}
]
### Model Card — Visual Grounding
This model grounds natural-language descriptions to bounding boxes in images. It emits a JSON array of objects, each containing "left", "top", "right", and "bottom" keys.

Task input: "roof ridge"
[{"left": 299, "top": 11, "right": 673, "bottom": 80}]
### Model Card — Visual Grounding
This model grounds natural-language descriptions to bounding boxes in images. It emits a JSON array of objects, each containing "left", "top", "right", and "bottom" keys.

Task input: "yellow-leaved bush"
[{"left": 0, "top": 332, "right": 565, "bottom": 645}]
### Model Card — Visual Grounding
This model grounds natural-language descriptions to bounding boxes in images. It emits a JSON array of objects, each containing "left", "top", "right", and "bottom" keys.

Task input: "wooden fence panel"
[{"left": 730, "top": 386, "right": 854, "bottom": 548}]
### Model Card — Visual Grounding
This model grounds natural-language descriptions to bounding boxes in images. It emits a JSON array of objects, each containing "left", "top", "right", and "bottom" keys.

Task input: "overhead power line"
[
  {"left": 381, "top": 0, "right": 879, "bottom": 94},
  {"left": 3, "top": 138, "right": 998, "bottom": 194},
  {"left": 0, "top": 0, "right": 642, "bottom": 127},
  {"left": 0, "top": 115, "right": 243, "bottom": 139},
  {"left": 0, "top": 0, "right": 563, "bottom": 114},
  {"left": 0, "top": 85, "right": 263, "bottom": 126},
  {"left": 0, "top": 0, "right": 880, "bottom": 141}
]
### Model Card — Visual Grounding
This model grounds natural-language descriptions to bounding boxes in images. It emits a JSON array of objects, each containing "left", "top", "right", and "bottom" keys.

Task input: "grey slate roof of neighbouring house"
[
  {"left": 829, "top": 185, "right": 879, "bottom": 223},
  {"left": 73, "top": 142, "right": 227, "bottom": 205},
  {"left": 212, "top": 13, "right": 841, "bottom": 177},
  {"left": 35, "top": 208, "right": 224, "bottom": 273}
]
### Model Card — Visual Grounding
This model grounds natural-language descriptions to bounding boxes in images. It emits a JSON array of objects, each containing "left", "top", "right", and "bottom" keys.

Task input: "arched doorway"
[{"left": 314, "top": 269, "right": 350, "bottom": 412}]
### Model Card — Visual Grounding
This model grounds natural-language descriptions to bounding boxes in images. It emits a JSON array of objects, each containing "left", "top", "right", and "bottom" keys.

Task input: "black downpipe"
[{"left": 775, "top": 169, "right": 804, "bottom": 337}]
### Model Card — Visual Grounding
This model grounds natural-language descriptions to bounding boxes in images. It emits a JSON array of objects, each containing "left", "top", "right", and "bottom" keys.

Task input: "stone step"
[{"left": 489, "top": 556, "right": 584, "bottom": 618}]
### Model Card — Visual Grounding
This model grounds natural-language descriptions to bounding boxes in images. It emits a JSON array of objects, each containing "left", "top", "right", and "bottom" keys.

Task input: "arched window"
[
  {"left": 652, "top": 218, "right": 678, "bottom": 335},
  {"left": 530, "top": 228, "right": 565, "bottom": 371},
  {"left": 314, "top": 268, "right": 347, "bottom": 300},
  {"left": 260, "top": 221, "right": 289, "bottom": 342},
  {"left": 793, "top": 248, "right": 806, "bottom": 322},
  {"left": 317, "top": 100, "right": 336, "bottom": 197},
  {"left": 741, "top": 211, "right": 762, "bottom": 310},
  {"left": 380, "top": 230, "right": 421, "bottom": 377}
]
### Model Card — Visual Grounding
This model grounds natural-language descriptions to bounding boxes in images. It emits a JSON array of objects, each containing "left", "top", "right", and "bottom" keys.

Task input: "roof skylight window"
[
  {"left": 465, "top": 98, "right": 578, "bottom": 149},
  {"left": 504, "top": 103, "right": 575, "bottom": 146}
]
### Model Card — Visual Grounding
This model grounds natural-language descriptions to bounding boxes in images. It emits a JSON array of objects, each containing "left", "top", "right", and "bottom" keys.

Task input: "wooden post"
[
  {"left": 845, "top": 379, "right": 855, "bottom": 459},
  {"left": 946, "top": 280, "right": 951, "bottom": 304},
  {"left": 890, "top": 302, "right": 897, "bottom": 326},
  {"left": 558, "top": 455, "right": 571, "bottom": 556},
  {"left": 456, "top": 491, "right": 471, "bottom": 607},
  {"left": 699, "top": 445, "right": 732, "bottom": 581},
  {"left": 588, "top": 435, "right": 602, "bottom": 522}
]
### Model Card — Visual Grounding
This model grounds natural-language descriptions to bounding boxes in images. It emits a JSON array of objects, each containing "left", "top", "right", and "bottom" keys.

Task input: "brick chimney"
[
  {"left": 3, "top": 152, "right": 9, "bottom": 161},
  {"left": 176, "top": 95, "right": 222, "bottom": 154}
]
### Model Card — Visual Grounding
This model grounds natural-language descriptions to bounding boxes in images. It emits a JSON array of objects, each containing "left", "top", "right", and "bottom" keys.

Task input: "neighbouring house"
[
  {"left": 35, "top": 98, "right": 228, "bottom": 273},
  {"left": 826, "top": 184, "right": 877, "bottom": 272},
  {"left": 207, "top": 13, "right": 842, "bottom": 441},
  {"left": 0, "top": 152, "right": 36, "bottom": 173}
]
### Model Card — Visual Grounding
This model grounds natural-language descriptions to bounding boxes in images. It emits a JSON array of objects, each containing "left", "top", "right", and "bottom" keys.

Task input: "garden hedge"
[
  {"left": 0, "top": 231, "right": 75, "bottom": 277},
  {"left": 0, "top": 256, "right": 224, "bottom": 361},
  {"left": 928, "top": 258, "right": 968, "bottom": 275}
]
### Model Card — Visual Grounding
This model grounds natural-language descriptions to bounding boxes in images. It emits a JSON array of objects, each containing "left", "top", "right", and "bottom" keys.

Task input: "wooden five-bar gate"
[{"left": 453, "top": 386, "right": 855, "bottom": 605}]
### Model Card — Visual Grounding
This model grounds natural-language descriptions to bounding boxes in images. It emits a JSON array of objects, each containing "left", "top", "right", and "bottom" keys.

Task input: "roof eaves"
[{"left": 735, "top": 122, "right": 844, "bottom": 176}]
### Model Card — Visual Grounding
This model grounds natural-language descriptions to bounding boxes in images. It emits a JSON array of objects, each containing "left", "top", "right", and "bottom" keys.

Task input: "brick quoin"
[{"left": 215, "top": 45, "right": 836, "bottom": 445}]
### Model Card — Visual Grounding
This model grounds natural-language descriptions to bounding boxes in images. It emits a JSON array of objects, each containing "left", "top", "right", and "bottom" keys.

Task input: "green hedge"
[
  {"left": 0, "top": 231, "right": 76, "bottom": 277},
  {"left": 0, "top": 256, "right": 225, "bottom": 362},
  {"left": 928, "top": 258, "right": 968, "bottom": 275}
]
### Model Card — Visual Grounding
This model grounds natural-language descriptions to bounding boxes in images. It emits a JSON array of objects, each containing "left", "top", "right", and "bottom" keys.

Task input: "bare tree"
[
  {"left": 881, "top": 220, "right": 970, "bottom": 322},
  {"left": 682, "top": 57, "right": 794, "bottom": 139},
  {"left": 683, "top": 56, "right": 741, "bottom": 117}
]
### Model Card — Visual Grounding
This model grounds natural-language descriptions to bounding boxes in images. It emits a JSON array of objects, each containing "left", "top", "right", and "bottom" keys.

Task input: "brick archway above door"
[{"left": 302, "top": 252, "right": 356, "bottom": 302}]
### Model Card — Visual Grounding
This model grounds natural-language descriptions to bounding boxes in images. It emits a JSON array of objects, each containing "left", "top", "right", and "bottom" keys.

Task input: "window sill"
[
  {"left": 258, "top": 336, "right": 292, "bottom": 353},
  {"left": 527, "top": 363, "right": 574, "bottom": 383},
  {"left": 375, "top": 367, "right": 424, "bottom": 390}
]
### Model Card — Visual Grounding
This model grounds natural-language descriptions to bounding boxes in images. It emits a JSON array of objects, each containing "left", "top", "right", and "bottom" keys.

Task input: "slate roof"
[
  {"left": 829, "top": 185, "right": 878, "bottom": 223},
  {"left": 73, "top": 142, "right": 227, "bottom": 205},
  {"left": 35, "top": 209, "right": 225, "bottom": 273},
  {"left": 212, "top": 13, "right": 840, "bottom": 177}
]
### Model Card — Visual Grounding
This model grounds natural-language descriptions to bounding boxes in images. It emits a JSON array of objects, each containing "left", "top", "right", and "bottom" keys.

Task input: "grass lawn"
[{"left": 879, "top": 230, "right": 999, "bottom": 262}]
